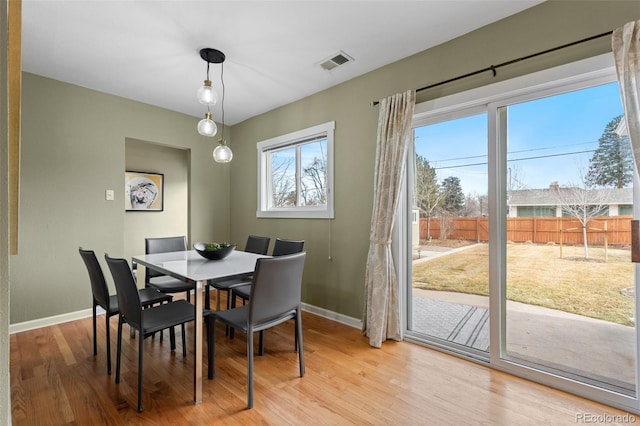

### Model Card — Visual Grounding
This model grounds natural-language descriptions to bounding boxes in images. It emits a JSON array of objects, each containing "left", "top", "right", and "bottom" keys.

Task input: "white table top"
[{"left": 132, "top": 249, "right": 269, "bottom": 283}]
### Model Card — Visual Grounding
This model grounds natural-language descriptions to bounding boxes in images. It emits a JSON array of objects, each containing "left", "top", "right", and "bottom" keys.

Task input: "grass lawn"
[{"left": 412, "top": 242, "right": 635, "bottom": 326}]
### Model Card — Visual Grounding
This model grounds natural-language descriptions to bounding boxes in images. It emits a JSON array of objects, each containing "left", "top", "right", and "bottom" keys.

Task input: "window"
[
  {"left": 620, "top": 205, "right": 633, "bottom": 215},
  {"left": 257, "top": 121, "right": 334, "bottom": 218},
  {"left": 517, "top": 206, "right": 556, "bottom": 217}
]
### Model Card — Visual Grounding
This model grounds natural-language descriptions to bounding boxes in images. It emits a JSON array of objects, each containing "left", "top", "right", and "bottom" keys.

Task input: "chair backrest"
[
  {"left": 272, "top": 238, "right": 304, "bottom": 256},
  {"left": 79, "top": 247, "right": 111, "bottom": 310},
  {"left": 249, "top": 252, "right": 306, "bottom": 325},
  {"left": 144, "top": 236, "right": 187, "bottom": 281},
  {"left": 105, "top": 254, "right": 143, "bottom": 328},
  {"left": 244, "top": 235, "right": 271, "bottom": 255}
]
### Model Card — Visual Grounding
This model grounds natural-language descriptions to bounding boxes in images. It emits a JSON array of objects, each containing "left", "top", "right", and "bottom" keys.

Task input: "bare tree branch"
[{"left": 553, "top": 166, "right": 613, "bottom": 259}]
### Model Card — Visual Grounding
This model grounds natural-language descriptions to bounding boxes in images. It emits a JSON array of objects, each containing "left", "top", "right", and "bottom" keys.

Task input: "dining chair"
[
  {"left": 105, "top": 254, "right": 214, "bottom": 412},
  {"left": 211, "top": 252, "right": 306, "bottom": 409},
  {"left": 230, "top": 238, "right": 304, "bottom": 310},
  {"left": 144, "top": 236, "right": 193, "bottom": 302},
  {"left": 206, "top": 235, "right": 271, "bottom": 311},
  {"left": 79, "top": 247, "right": 172, "bottom": 375}
]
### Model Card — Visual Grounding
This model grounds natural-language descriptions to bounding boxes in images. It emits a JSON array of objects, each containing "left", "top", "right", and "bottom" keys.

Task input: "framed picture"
[{"left": 125, "top": 171, "right": 164, "bottom": 211}]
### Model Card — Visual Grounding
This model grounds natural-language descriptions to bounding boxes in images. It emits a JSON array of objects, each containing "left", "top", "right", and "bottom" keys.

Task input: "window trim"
[{"left": 257, "top": 121, "right": 335, "bottom": 219}]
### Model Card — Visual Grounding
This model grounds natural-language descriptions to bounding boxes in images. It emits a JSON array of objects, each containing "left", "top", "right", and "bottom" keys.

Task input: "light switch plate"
[{"left": 106, "top": 189, "right": 115, "bottom": 201}]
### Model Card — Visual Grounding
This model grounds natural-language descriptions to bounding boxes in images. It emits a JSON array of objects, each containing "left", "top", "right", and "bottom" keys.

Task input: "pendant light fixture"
[
  {"left": 197, "top": 48, "right": 233, "bottom": 162},
  {"left": 212, "top": 58, "right": 232, "bottom": 163},
  {"left": 196, "top": 48, "right": 224, "bottom": 138}
]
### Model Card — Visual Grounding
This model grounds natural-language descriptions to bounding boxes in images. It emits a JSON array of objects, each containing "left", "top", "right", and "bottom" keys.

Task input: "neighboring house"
[
  {"left": 508, "top": 183, "right": 633, "bottom": 218},
  {"left": 616, "top": 115, "right": 629, "bottom": 137}
]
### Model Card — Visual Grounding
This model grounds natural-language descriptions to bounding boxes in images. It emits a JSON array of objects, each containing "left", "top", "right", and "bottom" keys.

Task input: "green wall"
[
  {"left": 10, "top": 73, "right": 231, "bottom": 323},
  {"left": 229, "top": 1, "right": 639, "bottom": 319},
  {"left": 8, "top": 1, "right": 639, "bottom": 325}
]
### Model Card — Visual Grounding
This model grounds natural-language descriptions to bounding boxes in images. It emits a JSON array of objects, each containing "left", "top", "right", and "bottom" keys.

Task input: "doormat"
[{"left": 411, "top": 297, "right": 489, "bottom": 351}]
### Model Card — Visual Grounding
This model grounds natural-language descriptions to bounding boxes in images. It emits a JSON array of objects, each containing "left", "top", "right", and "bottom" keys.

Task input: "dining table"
[{"left": 132, "top": 248, "right": 269, "bottom": 404}]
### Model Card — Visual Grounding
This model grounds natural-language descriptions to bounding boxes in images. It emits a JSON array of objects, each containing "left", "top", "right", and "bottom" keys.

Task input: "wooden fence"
[{"left": 419, "top": 215, "right": 633, "bottom": 246}]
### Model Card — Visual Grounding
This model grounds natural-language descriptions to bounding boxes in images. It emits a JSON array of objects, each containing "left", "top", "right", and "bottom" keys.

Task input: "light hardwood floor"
[{"left": 10, "top": 299, "right": 635, "bottom": 425}]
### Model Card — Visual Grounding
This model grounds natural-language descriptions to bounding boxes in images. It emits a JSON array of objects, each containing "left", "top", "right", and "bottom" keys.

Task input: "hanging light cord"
[
  {"left": 205, "top": 61, "right": 211, "bottom": 115},
  {"left": 220, "top": 61, "right": 225, "bottom": 143}
]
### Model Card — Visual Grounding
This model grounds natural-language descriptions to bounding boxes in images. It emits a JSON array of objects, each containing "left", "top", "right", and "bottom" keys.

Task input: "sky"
[{"left": 414, "top": 81, "right": 625, "bottom": 196}]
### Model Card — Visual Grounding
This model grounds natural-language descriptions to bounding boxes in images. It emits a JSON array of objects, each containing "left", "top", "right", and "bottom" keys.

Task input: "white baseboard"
[
  {"left": 10, "top": 303, "right": 361, "bottom": 334},
  {"left": 9, "top": 308, "right": 95, "bottom": 334},
  {"left": 301, "top": 302, "right": 362, "bottom": 329}
]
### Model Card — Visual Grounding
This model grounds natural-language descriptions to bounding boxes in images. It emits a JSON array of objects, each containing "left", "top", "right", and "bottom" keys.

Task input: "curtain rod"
[{"left": 371, "top": 30, "right": 613, "bottom": 106}]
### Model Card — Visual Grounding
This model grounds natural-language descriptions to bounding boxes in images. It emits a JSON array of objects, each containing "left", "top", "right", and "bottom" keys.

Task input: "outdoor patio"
[{"left": 411, "top": 246, "right": 635, "bottom": 393}]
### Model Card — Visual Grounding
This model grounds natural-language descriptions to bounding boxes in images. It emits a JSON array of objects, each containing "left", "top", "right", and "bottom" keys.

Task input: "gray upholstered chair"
[
  {"left": 230, "top": 238, "right": 304, "bottom": 309},
  {"left": 79, "top": 247, "right": 172, "bottom": 375},
  {"left": 206, "top": 235, "right": 271, "bottom": 310},
  {"left": 210, "top": 252, "right": 306, "bottom": 409},
  {"left": 144, "top": 236, "right": 193, "bottom": 301},
  {"left": 105, "top": 254, "right": 214, "bottom": 412}
]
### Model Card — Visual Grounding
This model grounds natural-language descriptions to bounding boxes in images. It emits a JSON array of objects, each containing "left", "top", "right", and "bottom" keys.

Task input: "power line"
[
  {"left": 432, "top": 148, "right": 596, "bottom": 171},
  {"left": 418, "top": 138, "right": 598, "bottom": 164}
]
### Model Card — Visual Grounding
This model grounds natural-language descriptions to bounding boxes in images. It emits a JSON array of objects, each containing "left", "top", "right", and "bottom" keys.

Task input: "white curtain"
[
  {"left": 613, "top": 20, "right": 640, "bottom": 172},
  {"left": 363, "top": 90, "right": 415, "bottom": 348}
]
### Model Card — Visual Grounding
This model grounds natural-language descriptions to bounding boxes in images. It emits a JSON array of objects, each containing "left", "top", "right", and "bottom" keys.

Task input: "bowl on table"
[{"left": 193, "top": 242, "right": 236, "bottom": 260}]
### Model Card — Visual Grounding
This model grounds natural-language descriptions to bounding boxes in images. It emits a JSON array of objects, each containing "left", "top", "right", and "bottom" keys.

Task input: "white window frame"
[{"left": 257, "top": 121, "right": 335, "bottom": 218}]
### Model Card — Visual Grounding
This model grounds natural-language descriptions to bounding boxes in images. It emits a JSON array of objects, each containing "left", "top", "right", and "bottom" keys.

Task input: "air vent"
[{"left": 319, "top": 51, "right": 354, "bottom": 71}]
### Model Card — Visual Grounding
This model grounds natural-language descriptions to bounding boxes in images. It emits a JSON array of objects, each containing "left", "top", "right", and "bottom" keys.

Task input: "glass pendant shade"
[
  {"left": 197, "top": 80, "right": 218, "bottom": 105},
  {"left": 213, "top": 142, "right": 233, "bottom": 163},
  {"left": 197, "top": 112, "right": 217, "bottom": 137}
]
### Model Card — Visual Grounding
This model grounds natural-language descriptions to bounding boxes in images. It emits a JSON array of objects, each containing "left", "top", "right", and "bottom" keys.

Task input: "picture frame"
[{"left": 125, "top": 171, "right": 164, "bottom": 211}]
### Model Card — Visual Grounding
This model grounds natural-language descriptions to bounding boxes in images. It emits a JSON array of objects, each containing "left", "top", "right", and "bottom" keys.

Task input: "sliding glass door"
[
  {"left": 408, "top": 111, "right": 490, "bottom": 358},
  {"left": 405, "top": 55, "right": 640, "bottom": 412},
  {"left": 498, "top": 82, "right": 635, "bottom": 395}
]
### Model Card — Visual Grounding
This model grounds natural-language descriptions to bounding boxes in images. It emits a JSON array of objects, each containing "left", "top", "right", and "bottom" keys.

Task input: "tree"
[
  {"left": 271, "top": 156, "right": 296, "bottom": 207},
  {"left": 441, "top": 176, "right": 465, "bottom": 215},
  {"left": 414, "top": 155, "right": 444, "bottom": 239},
  {"left": 554, "top": 167, "right": 612, "bottom": 259},
  {"left": 464, "top": 192, "right": 488, "bottom": 217},
  {"left": 301, "top": 156, "right": 326, "bottom": 206},
  {"left": 586, "top": 115, "right": 632, "bottom": 189}
]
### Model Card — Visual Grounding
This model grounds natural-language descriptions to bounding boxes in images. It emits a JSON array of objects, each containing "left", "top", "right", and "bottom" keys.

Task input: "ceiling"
[{"left": 21, "top": 1, "right": 543, "bottom": 126}]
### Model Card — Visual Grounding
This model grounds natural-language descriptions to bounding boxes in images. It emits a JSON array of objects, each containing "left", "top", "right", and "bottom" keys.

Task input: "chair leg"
[
  {"left": 105, "top": 313, "right": 112, "bottom": 375},
  {"left": 170, "top": 326, "right": 176, "bottom": 351},
  {"left": 208, "top": 318, "right": 215, "bottom": 379},
  {"left": 138, "top": 331, "right": 144, "bottom": 412},
  {"left": 205, "top": 285, "right": 210, "bottom": 310},
  {"left": 247, "top": 328, "right": 254, "bottom": 409},
  {"left": 258, "top": 330, "right": 264, "bottom": 356},
  {"left": 92, "top": 303, "right": 98, "bottom": 357},
  {"left": 115, "top": 318, "right": 123, "bottom": 384},
  {"left": 182, "top": 323, "right": 187, "bottom": 357},
  {"left": 296, "top": 310, "right": 305, "bottom": 377},
  {"left": 229, "top": 291, "right": 237, "bottom": 339},
  {"left": 224, "top": 288, "right": 233, "bottom": 336}
]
